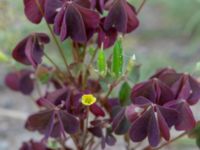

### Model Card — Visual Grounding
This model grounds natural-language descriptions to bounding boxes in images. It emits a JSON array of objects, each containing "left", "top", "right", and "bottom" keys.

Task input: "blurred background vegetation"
[
  {"left": 1, "top": 0, "right": 200, "bottom": 80},
  {"left": 0, "top": 0, "right": 200, "bottom": 149}
]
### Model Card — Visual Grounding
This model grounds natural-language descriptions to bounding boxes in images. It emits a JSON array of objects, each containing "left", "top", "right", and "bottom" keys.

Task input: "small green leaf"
[
  {"left": 0, "top": 51, "right": 9, "bottom": 62},
  {"left": 128, "top": 64, "right": 140, "bottom": 83},
  {"left": 111, "top": 40, "right": 123, "bottom": 78},
  {"left": 119, "top": 82, "right": 131, "bottom": 105},
  {"left": 70, "top": 63, "right": 85, "bottom": 78},
  {"left": 47, "top": 139, "right": 61, "bottom": 149},
  {"left": 111, "top": 106, "right": 130, "bottom": 135},
  {"left": 39, "top": 74, "right": 51, "bottom": 84},
  {"left": 88, "top": 47, "right": 95, "bottom": 56},
  {"left": 97, "top": 49, "right": 107, "bottom": 77},
  {"left": 126, "top": 54, "right": 136, "bottom": 73},
  {"left": 189, "top": 121, "right": 200, "bottom": 138},
  {"left": 35, "top": 65, "right": 51, "bottom": 84},
  {"left": 197, "top": 136, "right": 200, "bottom": 148}
]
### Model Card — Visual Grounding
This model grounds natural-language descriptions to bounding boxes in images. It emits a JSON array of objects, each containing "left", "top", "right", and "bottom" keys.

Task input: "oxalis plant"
[{"left": 3, "top": 0, "right": 200, "bottom": 149}]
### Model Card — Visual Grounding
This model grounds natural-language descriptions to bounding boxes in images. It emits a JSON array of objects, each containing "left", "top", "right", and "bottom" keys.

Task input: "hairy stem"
[
  {"left": 153, "top": 131, "right": 188, "bottom": 150},
  {"left": 137, "top": 0, "right": 147, "bottom": 14}
]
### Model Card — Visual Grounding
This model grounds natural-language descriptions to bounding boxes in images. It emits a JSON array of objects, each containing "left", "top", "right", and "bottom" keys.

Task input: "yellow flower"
[{"left": 81, "top": 94, "right": 96, "bottom": 106}]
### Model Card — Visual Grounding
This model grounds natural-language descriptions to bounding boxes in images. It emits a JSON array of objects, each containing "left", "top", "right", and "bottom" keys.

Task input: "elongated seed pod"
[{"left": 112, "top": 40, "right": 123, "bottom": 78}]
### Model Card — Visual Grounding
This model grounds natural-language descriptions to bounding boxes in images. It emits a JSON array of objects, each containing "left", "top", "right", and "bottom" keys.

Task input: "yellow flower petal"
[{"left": 81, "top": 94, "right": 96, "bottom": 106}]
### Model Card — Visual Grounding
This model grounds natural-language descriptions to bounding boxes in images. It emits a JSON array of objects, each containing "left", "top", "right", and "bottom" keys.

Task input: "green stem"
[
  {"left": 104, "top": 70, "right": 129, "bottom": 99},
  {"left": 34, "top": 0, "right": 73, "bottom": 79},
  {"left": 44, "top": 52, "right": 61, "bottom": 71},
  {"left": 82, "top": 47, "right": 99, "bottom": 89},
  {"left": 89, "top": 47, "right": 99, "bottom": 65},
  {"left": 82, "top": 107, "right": 89, "bottom": 149}
]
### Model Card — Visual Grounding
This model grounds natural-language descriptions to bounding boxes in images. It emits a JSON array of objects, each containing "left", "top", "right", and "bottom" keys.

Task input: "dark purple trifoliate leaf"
[
  {"left": 157, "top": 105, "right": 178, "bottom": 128},
  {"left": 111, "top": 106, "right": 125, "bottom": 132},
  {"left": 111, "top": 106, "right": 130, "bottom": 135},
  {"left": 125, "top": 104, "right": 144, "bottom": 123},
  {"left": 171, "top": 74, "right": 200, "bottom": 105},
  {"left": 105, "top": 133, "right": 116, "bottom": 146},
  {"left": 59, "top": 110, "right": 80, "bottom": 134},
  {"left": 25, "top": 109, "right": 53, "bottom": 133},
  {"left": 166, "top": 100, "right": 196, "bottom": 131},
  {"left": 100, "top": 132, "right": 116, "bottom": 149},
  {"left": 150, "top": 67, "right": 177, "bottom": 79},
  {"left": 126, "top": 3, "right": 139, "bottom": 33},
  {"left": 91, "top": 0, "right": 107, "bottom": 14},
  {"left": 66, "top": 91, "right": 86, "bottom": 117},
  {"left": 129, "top": 107, "right": 152, "bottom": 143},
  {"left": 157, "top": 106, "right": 177, "bottom": 142},
  {"left": 89, "top": 121, "right": 116, "bottom": 149},
  {"left": 129, "top": 68, "right": 199, "bottom": 147},
  {"left": 156, "top": 108, "right": 170, "bottom": 141},
  {"left": 36, "top": 88, "right": 68, "bottom": 107},
  {"left": 114, "top": 115, "right": 130, "bottom": 135},
  {"left": 12, "top": 33, "right": 50, "bottom": 68},
  {"left": 147, "top": 108, "right": 160, "bottom": 147},
  {"left": 45, "top": 88, "right": 68, "bottom": 106},
  {"left": 151, "top": 68, "right": 200, "bottom": 105},
  {"left": 53, "top": 1, "right": 100, "bottom": 43},
  {"left": 37, "top": 88, "right": 86, "bottom": 118},
  {"left": 151, "top": 69, "right": 181, "bottom": 88},
  {"left": 175, "top": 101, "right": 196, "bottom": 130},
  {"left": 88, "top": 126, "right": 103, "bottom": 138},
  {"left": 129, "top": 107, "right": 161, "bottom": 147},
  {"left": 19, "top": 139, "right": 51, "bottom": 150},
  {"left": 25, "top": 101, "right": 79, "bottom": 140},
  {"left": 75, "top": 0, "right": 91, "bottom": 8},
  {"left": 129, "top": 104, "right": 178, "bottom": 147},
  {"left": 5, "top": 69, "right": 34, "bottom": 95},
  {"left": 97, "top": 19, "right": 118, "bottom": 49},
  {"left": 90, "top": 103, "right": 105, "bottom": 117},
  {"left": 87, "top": 80, "right": 102, "bottom": 93},
  {"left": 44, "top": 0, "right": 63, "bottom": 23},
  {"left": 133, "top": 96, "right": 152, "bottom": 107},
  {"left": 107, "top": 98, "right": 120, "bottom": 108},
  {"left": 131, "top": 79, "right": 174, "bottom": 105},
  {"left": 45, "top": 0, "right": 91, "bottom": 23},
  {"left": 104, "top": 0, "right": 139, "bottom": 33},
  {"left": 24, "top": 0, "right": 45, "bottom": 24}
]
